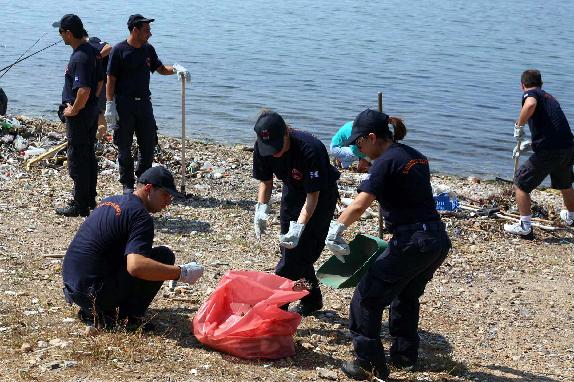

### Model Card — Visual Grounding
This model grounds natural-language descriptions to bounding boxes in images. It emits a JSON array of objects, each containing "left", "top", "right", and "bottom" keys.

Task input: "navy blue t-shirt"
[
  {"left": 253, "top": 130, "right": 340, "bottom": 196},
  {"left": 88, "top": 37, "right": 108, "bottom": 83},
  {"left": 522, "top": 88, "right": 573, "bottom": 151},
  {"left": 107, "top": 40, "right": 162, "bottom": 99},
  {"left": 358, "top": 143, "right": 439, "bottom": 229},
  {"left": 62, "top": 42, "right": 100, "bottom": 106},
  {"left": 62, "top": 194, "right": 154, "bottom": 292}
]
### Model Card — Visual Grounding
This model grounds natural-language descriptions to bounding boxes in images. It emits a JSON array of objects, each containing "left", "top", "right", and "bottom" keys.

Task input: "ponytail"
[{"left": 388, "top": 116, "right": 407, "bottom": 142}]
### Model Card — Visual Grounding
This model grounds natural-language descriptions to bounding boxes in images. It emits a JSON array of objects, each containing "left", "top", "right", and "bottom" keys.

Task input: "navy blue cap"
[
  {"left": 128, "top": 14, "right": 155, "bottom": 28},
  {"left": 138, "top": 166, "right": 179, "bottom": 196},
  {"left": 52, "top": 14, "right": 87, "bottom": 37},
  {"left": 254, "top": 111, "right": 287, "bottom": 156},
  {"left": 344, "top": 109, "right": 390, "bottom": 146}
]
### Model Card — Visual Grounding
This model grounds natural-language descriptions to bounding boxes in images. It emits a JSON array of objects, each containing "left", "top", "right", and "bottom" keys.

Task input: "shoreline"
[
  {"left": 0, "top": 115, "right": 573, "bottom": 381},
  {"left": 0, "top": 113, "right": 522, "bottom": 183}
]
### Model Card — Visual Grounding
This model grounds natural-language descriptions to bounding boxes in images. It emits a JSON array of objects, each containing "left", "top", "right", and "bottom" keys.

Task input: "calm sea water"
[{"left": 1, "top": 0, "right": 573, "bottom": 179}]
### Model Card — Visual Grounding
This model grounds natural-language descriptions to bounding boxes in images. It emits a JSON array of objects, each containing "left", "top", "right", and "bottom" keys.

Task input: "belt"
[
  {"left": 117, "top": 95, "right": 149, "bottom": 101},
  {"left": 392, "top": 221, "right": 445, "bottom": 234}
]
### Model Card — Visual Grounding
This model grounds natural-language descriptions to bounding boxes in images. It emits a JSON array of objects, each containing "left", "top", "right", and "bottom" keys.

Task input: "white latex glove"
[
  {"left": 279, "top": 221, "right": 305, "bottom": 249},
  {"left": 325, "top": 220, "right": 349, "bottom": 262},
  {"left": 178, "top": 262, "right": 204, "bottom": 285},
  {"left": 513, "top": 139, "right": 532, "bottom": 158},
  {"left": 254, "top": 203, "right": 269, "bottom": 239},
  {"left": 514, "top": 123, "right": 524, "bottom": 139},
  {"left": 104, "top": 100, "right": 118, "bottom": 130},
  {"left": 172, "top": 63, "right": 190, "bottom": 82}
]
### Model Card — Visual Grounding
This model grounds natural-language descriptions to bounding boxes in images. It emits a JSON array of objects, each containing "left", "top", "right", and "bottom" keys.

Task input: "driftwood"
[
  {"left": 459, "top": 203, "right": 561, "bottom": 231},
  {"left": 25, "top": 141, "right": 67, "bottom": 171}
]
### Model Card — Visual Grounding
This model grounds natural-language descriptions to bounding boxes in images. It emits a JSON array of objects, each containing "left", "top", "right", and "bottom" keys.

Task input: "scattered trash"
[{"left": 434, "top": 192, "right": 459, "bottom": 211}]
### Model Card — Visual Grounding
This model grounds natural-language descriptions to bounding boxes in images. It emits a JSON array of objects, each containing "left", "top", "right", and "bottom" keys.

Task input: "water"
[{"left": 1, "top": 0, "right": 573, "bottom": 179}]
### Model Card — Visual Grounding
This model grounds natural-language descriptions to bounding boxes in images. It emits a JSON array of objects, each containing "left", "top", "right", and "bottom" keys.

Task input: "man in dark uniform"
[
  {"left": 252, "top": 110, "right": 340, "bottom": 315},
  {"left": 105, "top": 14, "right": 186, "bottom": 194},
  {"left": 53, "top": 14, "right": 101, "bottom": 217},
  {"left": 326, "top": 109, "right": 451, "bottom": 380},
  {"left": 0, "top": 87, "right": 7, "bottom": 115},
  {"left": 62, "top": 166, "right": 204, "bottom": 331},
  {"left": 85, "top": 34, "right": 111, "bottom": 139},
  {"left": 504, "top": 69, "right": 574, "bottom": 239}
]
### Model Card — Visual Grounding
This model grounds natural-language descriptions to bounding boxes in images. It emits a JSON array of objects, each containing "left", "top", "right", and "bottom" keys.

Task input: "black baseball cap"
[
  {"left": 254, "top": 111, "right": 287, "bottom": 156},
  {"left": 52, "top": 14, "right": 87, "bottom": 37},
  {"left": 344, "top": 109, "right": 390, "bottom": 146},
  {"left": 138, "top": 166, "right": 180, "bottom": 197},
  {"left": 127, "top": 14, "right": 155, "bottom": 28}
]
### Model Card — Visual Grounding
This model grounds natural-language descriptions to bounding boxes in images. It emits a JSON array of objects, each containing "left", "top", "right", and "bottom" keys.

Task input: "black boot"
[
  {"left": 341, "top": 359, "right": 390, "bottom": 381},
  {"left": 55, "top": 200, "right": 89, "bottom": 217},
  {"left": 389, "top": 354, "right": 416, "bottom": 371}
]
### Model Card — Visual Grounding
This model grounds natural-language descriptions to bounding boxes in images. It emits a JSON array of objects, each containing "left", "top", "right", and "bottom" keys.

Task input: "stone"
[
  {"left": 63, "top": 360, "right": 77, "bottom": 368},
  {"left": 316, "top": 367, "right": 338, "bottom": 380}
]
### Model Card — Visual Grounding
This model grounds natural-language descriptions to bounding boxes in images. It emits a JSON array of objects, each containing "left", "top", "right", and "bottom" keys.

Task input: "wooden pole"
[
  {"left": 378, "top": 92, "right": 384, "bottom": 238},
  {"left": 180, "top": 77, "right": 187, "bottom": 194},
  {"left": 25, "top": 141, "right": 67, "bottom": 171}
]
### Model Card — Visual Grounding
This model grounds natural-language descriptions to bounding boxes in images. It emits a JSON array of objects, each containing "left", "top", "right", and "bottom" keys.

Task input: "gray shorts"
[{"left": 515, "top": 147, "right": 574, "bottom": 193}]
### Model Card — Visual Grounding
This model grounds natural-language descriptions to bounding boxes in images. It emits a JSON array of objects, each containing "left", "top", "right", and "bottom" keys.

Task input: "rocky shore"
[{"left": 0, "top": 115, "right": 572, "bottom": 381}]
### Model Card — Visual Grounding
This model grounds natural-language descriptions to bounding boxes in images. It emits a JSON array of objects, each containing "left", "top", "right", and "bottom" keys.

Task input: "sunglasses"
[
  {"left": 153, "top": 185, "right": 174, "bottom": 200},
  {"left": 355, "top": 135, "right": 368, "bottom": 149}
]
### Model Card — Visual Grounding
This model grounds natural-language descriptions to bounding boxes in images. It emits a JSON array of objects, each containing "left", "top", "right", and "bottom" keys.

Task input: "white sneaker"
[
  {"left": 560, "top": 210, "right": 574, "bottom": 226},
  {"left": 504, "top": 221, "right": 534, "bottom": 240}
]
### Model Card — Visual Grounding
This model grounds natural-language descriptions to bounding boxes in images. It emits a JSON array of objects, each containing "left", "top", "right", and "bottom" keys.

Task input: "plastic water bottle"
[
  {"left": 1, "top": 120, "right": 11, "bottom": 130},
  {"left": 13, "top": 135, "right": 28, "bottom": 151},
  {"left": 23, "top": 147, "right": 46, "bottom": 158},
  {"left": 434, "top": 191, "right": 459, "bottom": 211}
]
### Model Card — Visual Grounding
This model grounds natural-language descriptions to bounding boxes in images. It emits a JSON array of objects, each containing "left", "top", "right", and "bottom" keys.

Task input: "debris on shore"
[{"left": 0, "top": 115, "right": 572, "bottom": 381}]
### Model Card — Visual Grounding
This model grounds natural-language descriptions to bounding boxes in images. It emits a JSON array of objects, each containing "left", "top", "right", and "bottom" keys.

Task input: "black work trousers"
[
  {"left": 114, "top": 97, "right": 157, "bottom": 188},
  {"left": 65, "top": 106, "right": 98, "bottom": 208},
  {"left": 349, "top": 223, "right": 451, "bottom": 367},
  {"left": 275, "top": 185, "right": 338, "bottom": 305},
  {"left": 63, "top": 246, "right": 175, "bottom": 326}
]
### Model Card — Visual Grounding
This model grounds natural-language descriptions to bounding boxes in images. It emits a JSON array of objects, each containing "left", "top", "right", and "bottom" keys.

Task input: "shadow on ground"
[
  {"left": 174, "top": 194, "right": 256, "bottom": 212},
  {"left": 154, "top": 216, "right": 211, "bottom": 234}
]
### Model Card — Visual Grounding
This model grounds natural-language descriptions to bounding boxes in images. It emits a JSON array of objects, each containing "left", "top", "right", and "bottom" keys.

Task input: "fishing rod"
[
  {"left": 0, "top": 39, "right": 61, "bottom": 76},
  {"left": 0, "top": 32, "right": 49, "bottom": 79}
]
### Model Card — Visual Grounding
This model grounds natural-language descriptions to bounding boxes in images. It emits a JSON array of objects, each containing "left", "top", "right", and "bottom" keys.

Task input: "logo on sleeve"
[
  {"left": 260, "top": 129, "right": 270, "bottom": 140},
  {"left": 74, "top": 76, "right": 79, "bottom": 82},
  {"left": 309, "top": 170, "right": 320, "bottom": 179},
  {"left": 146, "top": 57, "right": 151, "bottom": 67},
  {"left": 291, "top": 169, "right": 303, "bottom": 181}
]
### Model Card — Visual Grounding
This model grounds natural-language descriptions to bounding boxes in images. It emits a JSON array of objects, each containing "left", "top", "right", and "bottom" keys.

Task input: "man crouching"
[{"left": 62, "top": 166, "right": 203, "bottom": 331}]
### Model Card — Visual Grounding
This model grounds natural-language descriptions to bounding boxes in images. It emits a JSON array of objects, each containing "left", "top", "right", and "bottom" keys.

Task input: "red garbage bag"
[{"left": 192, "top": 270, "right": 309, "bottom": 359}]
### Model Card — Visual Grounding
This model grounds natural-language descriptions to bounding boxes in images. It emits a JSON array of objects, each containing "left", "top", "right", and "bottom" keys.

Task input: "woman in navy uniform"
[
  {"left": 252, "top": 109, "right": 340, "bottom": 315},
  {"left": 325, "top": 109, "right": 451, "bottom": 380}
]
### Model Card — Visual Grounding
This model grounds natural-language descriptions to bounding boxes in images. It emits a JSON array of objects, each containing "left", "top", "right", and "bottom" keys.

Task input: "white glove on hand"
[
  {"left": 254, "top": 203, "right": 269, "bottom": 239},
  {"left": 172, "top": 63, "right": 190, "bottom": 82},
  {"left": 104, "top": 100, "right": 118, "bottom": 130},
  {"left": 325, "top": 220, "right": 349, "bottom": 262},
  {"left": 514, "top": 123, "right": 524, "bottom": 139},
  {"left": 512, "top": 139, "right": 532, "bottom": 158},
  {"left": 178, "top": 262, "right": 204, "bottom": 285},
  {"left": 279, "top": 221, "right": 305, "bottom": 249}
]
